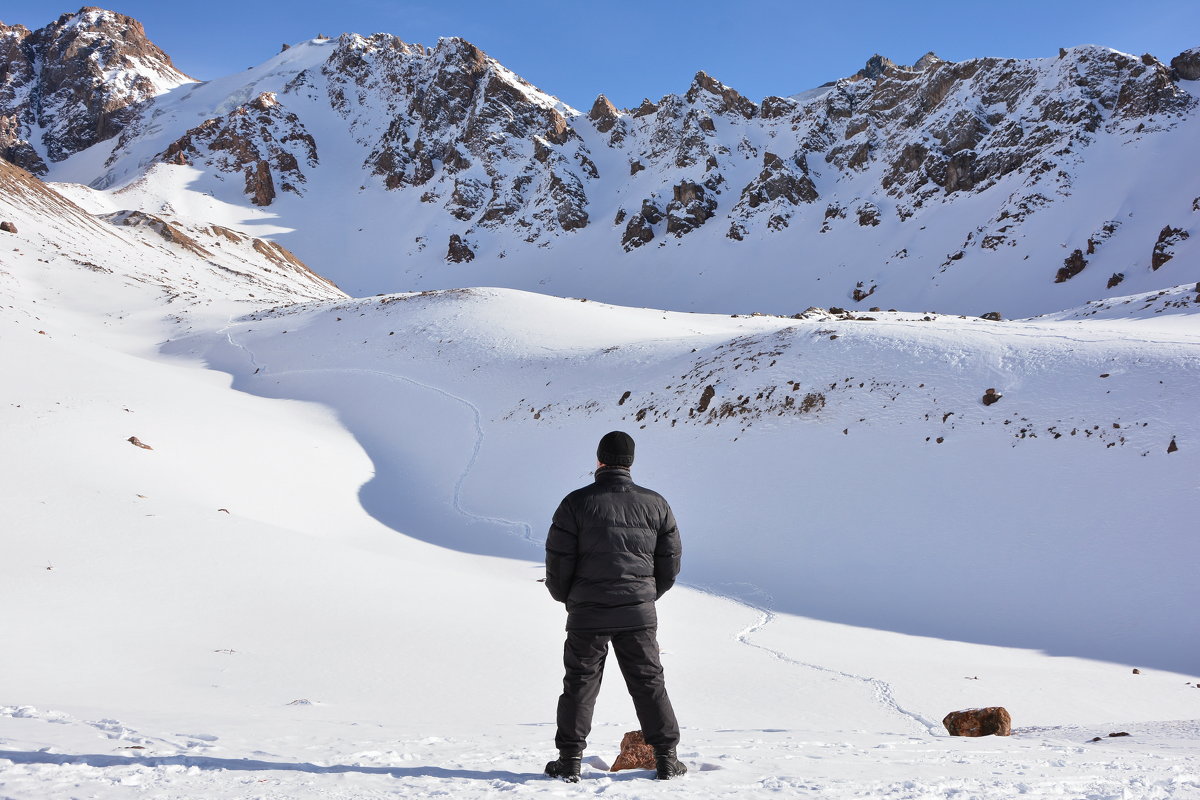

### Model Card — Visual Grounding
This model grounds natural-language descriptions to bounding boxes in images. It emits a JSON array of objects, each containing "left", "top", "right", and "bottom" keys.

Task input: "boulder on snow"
[
  {"left": 943, "top": 707, "right": 1012, "bottom": 737},
  {"left": 610, "top": 730, "right": 655, "bottom": 771},
  {"left": 982, "top": 388, "right": 1002, "bottom": 406},
  {"left": 0, "top": 221, "right": 16, "bottom": 233},
  {"left": 980, "top": 311, "right": 1002, "bottom": 321}
]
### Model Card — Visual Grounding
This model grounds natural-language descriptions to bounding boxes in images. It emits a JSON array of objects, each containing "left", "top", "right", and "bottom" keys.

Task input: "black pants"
[{"left": 554, "top": 627, "right": 680, "bottom": 754}]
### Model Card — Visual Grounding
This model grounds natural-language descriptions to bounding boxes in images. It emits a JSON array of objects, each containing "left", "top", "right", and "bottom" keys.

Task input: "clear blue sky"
[{"left": 5, "top": 1, "right": 1199, "bottom": 110}]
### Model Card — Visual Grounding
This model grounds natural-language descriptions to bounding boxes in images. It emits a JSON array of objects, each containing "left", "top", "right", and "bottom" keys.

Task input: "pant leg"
[
  {"left": 555, "top": 631, "right": 610, "bottom": 753},
  {"left": 610, "top": 627, "right": 680, "bottom": 749}
]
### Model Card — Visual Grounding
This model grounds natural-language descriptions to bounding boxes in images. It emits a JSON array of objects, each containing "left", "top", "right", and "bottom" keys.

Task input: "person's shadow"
[{"left": 0, "top": 749, "right": 545, "bottom": 784}]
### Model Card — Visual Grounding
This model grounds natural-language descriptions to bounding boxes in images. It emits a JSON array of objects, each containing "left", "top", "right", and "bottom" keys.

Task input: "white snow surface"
[{"left": 2, "top": 165, "right": 1199, "bottom": 798}]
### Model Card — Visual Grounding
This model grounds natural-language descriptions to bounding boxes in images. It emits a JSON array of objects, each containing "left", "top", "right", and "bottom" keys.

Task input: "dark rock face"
[
  {"left": 856, "top": 54, "right": 898, "bottom": 80},
  {"left": 1055, "top": 249, "right": 1088, "bottom": 282},
  {"left": 0, "top": 220, "right": 17, "bottom": 233},
  {"left": 685, "top": 71, "right": 757, "bottom": 119},
  {"left": 160, "top": 93, "right": 317, "bottom": 206},
  {"left": 446, "top": 233, "right": 475, "bottom": 262},
  {"left": 588, "top": 94, "right": 620, "bottom": 133},
  {"left": 1172, "top": 48, "right": 1200, "bottom": 81},
  {"left": 1151, "top": 226, "right": 1189, "bottom": 269},
  {"left": 665, "top": 180, "right": 716, "bottom": 236},
  {"left": 0, "top": 9, "right": 190, "bottom": 172},
  {"left": 943, "top": 707, "right": 1012, "bottom": 736},
  {"left": 731, "top": 152, "right": 818, "bottom": 231}
]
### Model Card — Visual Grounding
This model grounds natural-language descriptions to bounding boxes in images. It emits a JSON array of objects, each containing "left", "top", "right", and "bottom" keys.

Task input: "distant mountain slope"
[{"left": 3, "top": 9, "right": 1198, "bottom": 316}]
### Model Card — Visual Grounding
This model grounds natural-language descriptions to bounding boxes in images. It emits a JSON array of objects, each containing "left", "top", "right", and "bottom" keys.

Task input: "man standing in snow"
[{"left": 543, "top": 430, "right": 686, "bottom": 782}]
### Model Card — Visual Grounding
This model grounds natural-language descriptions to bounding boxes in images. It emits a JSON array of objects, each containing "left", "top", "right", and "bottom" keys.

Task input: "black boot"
[
  {"left": 654, "top": 746, "right": 687, "bottom": 780},
  {"left": 544, "top": 752, "right": 582, "bottom": 783}
]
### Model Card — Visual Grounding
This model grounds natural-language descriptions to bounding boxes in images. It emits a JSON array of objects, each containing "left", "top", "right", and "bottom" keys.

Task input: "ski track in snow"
[
  {"left": 691, "top": 583, "right": 942, "bottom": 738},
  {"left": 221, "top": 320, "right": 537, "bottom": 547}
]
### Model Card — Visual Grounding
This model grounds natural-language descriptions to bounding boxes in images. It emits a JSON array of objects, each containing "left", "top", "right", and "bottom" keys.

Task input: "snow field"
[{"left": 3, "top": 166, "right": 1199, "bottom": 797}]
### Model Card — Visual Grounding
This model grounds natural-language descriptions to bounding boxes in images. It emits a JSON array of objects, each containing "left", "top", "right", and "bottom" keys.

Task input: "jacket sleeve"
[
  {"left": 544, "top": 497, "right": 578, "bottom": 604},
  {"left": 654, "top": 504, "right": 682, "bottom": 599}
]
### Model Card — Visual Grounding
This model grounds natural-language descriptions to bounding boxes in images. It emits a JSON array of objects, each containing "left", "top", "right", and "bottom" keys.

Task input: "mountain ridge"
[{"left": 2, "top": 8, "right": 1198, "bottom": 317}]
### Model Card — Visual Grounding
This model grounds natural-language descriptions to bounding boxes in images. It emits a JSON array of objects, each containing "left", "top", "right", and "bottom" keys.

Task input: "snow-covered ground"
[{"left": 2, "top": 164, "right": 1199, "bottom": 798}]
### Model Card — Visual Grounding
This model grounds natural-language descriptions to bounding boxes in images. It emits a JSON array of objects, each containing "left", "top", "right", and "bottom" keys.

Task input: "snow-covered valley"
[{"left": 2, "top": 146, "right": 1199, "bottom": 797}]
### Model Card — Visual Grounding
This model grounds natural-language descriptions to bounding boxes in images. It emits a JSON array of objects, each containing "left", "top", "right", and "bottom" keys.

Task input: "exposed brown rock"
[
  {"left": 127, "top": 436, "right": 153, "bottom": 450},
  {"left": 0, "top": 9, "right": 190, "bottom": 168},
  {"left": 760, "top": 95, "right": 796, "bottom": 119},
  {"left": 246, "top": 160, "right": 276, "bottom": 207},
  {"left": 621, "top": 212, "right": 655, "bottom": 251},
  {"left": 982, "top": 387, "right": 1002, "bottom": 406},
  {"left": 1151, "top": 226, "right": 1189, "bottom": 269},
  {"left": 161, "top": 93, "right": 317, "bottom": 206},
  {"left": 610, "top": 730, "right": 655, "bottom": 771},
  {"left": 1168, "top": 437, "right": 1179, "bottom": 454},
  {"left": 1107, "top": 272, "right": 1125, "bottom": 289},
  {"left": 0, "top": 220, "right": 16, "bottom": 233},
  {"left": 665, "top": 181, "right": 716, "bottom": 236},
  {"left": 686, "top": 71, "right": 757, "bottom": 118},
  {"left": 1055, "top": 249, "right": 1087, "bottom": 283},
  {"left": 734, "top": 152, "right": 818, "bottom": 223},
  {"left": 446, "top": 233, "right": 474, "bottom": 263},
  {"left": 980, "top": 311, "right": 1003, "bottom": 321},
  {"left": 857, "top": 202, "right": 881, "bottom": 226},
  {"left": 856, "top": 54, "right": 899, "bottom": 80},
  {"left": 588, "top": 94, "right": 620, "bottom": 133},
  {"left": 631, "top": 98, "right": 659, "bottom": 118},
  {"left": 943, "top": 707, "right": 1012, "bottom": 736},
  {"left": 1171, "top": 48, "right": 1200, "bottom": 81}
]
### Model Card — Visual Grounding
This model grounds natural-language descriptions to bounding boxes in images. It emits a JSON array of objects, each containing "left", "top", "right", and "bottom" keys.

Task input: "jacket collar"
[{"left": 594, "top": 466, "right": 632, "bottom": 484}]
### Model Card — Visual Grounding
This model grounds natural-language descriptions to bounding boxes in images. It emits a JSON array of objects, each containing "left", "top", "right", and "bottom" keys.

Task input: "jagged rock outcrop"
[
  {"left": 588, "top": 94, "right": 620, "bottom": 133},
  {"left": 1172, "top": 48, "right": 1200, "bottom": 81},
  {"left": 1056, "top": 249, "right": 1088, "bottom": 282},
  {"left": 686, "top": 71, "right": 757, "bottom": 118},
  {"left": 665, "top": 180, "right": 717, "bottom": 236},
  {"left": 729, "top": 152, "right": 818, "bottom": 234},
  {"left": 446, "top": 233, "right": 475, "bottom": 262},
  {"left": 1151, "top": 226, "right": 1190, "bottom": 269},
  {"left": 160, "top": 93, "right": 317, "bottom": 206},
  {"left": 0, "top": 8, "right": 190, "bottom": 174}
]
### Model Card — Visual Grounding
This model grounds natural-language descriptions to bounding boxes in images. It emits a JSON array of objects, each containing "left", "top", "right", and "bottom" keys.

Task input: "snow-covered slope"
[
  {"left": 9, "top": 9, "right": 1194, "bottom": 317},
  {"left": 2, "top": 150, "right": 1199, "bottom": 796}
]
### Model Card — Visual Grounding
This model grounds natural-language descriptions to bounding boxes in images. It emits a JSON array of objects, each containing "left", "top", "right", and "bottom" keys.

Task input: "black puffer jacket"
[{"left": 545, "top": 467, "right": 682, "bottom": 632}]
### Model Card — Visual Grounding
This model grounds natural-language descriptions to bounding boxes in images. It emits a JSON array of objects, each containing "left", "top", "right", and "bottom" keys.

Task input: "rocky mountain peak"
[
  {"left": 855, "top": 54, "right": 898, "bottom": 80},
  {"left": 588, "top": 94, "right": 619, "bottom": 132},
  {"left": 0, "top": 6, "right": 192, "bottom": 174},
  {"left": 685, "top": 71, "right": 758, "bottom": 118},
  {"left": 912, "top": 51, "right": 944, "bottom": 71}
]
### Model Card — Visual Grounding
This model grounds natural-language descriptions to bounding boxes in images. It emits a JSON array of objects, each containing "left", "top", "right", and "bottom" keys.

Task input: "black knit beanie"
[{"left": 597, "top": 430, "right": 635, "bottom": 467}]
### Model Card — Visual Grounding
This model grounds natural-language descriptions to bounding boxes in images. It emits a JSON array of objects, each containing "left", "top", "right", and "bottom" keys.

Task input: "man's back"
[
  {"left": 543, "top": 431, "right": 686, "bottom": 782},
  {"left": 545, "top": 467, "right": 681, "bottom": 633}
]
